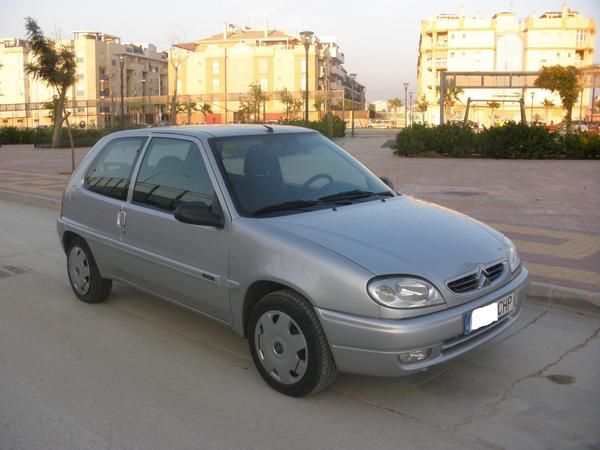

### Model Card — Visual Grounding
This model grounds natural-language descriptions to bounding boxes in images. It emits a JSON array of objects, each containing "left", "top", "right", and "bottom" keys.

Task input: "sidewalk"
[{"left": 1, "top": 138, "right": 599, "bottom": 298}]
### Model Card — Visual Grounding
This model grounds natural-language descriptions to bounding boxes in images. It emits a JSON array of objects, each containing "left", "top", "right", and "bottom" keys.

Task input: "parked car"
[
  {"left": 367, "top": 119, "right": 394, "bottom": 128},
  {"left": 57, "top": 125, "right": 528, "bottom": 396},
  {"left": 571, "top": 120, "right": 589, "bottom": 132}
]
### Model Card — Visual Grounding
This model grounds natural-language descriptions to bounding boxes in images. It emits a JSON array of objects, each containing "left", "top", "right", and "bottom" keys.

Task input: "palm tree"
[
  {"left": 444, "top": 87, "right": 463, "bottom": 121},
  {"left": 542, "top": 98, "right": 555, "bottom": 124},
  {"left": 388, "top": 97, "right": 402, "bottom": 113},
  {"left": 24, "top": 17, "right": 76, "bottom": 150},
  {"left": 487, "top": 101, "right": 501, "bottom": 125},
  {"left": 199, "top": 103, "right": 212, "bottom": 123},
  {"left": 416, "top": 97, "right": 429, "bottom": 124}
]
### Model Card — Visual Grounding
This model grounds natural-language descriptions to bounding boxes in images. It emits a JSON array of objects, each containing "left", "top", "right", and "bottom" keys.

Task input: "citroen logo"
[{"left": 476, "top": 264, "right": 491, "bottom": 289}]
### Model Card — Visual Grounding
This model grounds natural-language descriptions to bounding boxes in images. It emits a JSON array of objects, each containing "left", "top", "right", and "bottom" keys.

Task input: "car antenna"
[{"left": 263, "top": 124, "right": 274, "bottom": 133}]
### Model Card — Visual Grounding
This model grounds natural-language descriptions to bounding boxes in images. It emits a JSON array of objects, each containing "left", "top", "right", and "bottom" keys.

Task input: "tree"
[
  {"left": 176, "top": 100, "right": 198, "bottom": 124},
  {"left": 487, "top": 101, "right": 500, "bottom": 125},
  {"left": 248, "top": 82, "right": 268, "bottom": 122},
  {"left": 313, "top": 93, "right": 325, "bottom": 119},
  {"left": 168, "top": 38, "right": 187, "bottom": 125},
  {"left": 198, "top": 102, "right": 212, "bottom": 123},
  {"left": 416, "top": 97, "right": 429, "bottom": 124},
  {"left": 24, "top": 17, "right": 76, "bottom": 150},
  {"left": 534, "top": 65, "right": 580, "bottom": 131},
  {"left": 388, "top": 97, "right": 402, "bottom": 113},
  {"left": 542, "top": 98, "right": 555, "bottom": 124},
  {"left": 278, "top": 87, "right": 296, "bottom": 120},
  {"left": 444, "top": 87, "right": 463, "bottom": 121}
]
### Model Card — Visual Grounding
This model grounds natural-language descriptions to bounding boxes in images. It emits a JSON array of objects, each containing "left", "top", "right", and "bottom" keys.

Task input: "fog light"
[{"left": 398, "top": 348, "right": 431, "bottom": 364}]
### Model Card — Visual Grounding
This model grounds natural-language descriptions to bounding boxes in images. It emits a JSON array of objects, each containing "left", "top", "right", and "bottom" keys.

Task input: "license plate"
[{"left": 465, "top": 293, "right": 515, "bottom": 334}]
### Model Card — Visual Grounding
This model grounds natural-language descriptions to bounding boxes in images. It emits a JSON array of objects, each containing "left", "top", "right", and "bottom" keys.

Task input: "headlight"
[
  {"left": 367, "top": 277, "right": 446, "bottom": 309},
  {"left": 505, "top": 237, "right": 521, "bottom": 273}
]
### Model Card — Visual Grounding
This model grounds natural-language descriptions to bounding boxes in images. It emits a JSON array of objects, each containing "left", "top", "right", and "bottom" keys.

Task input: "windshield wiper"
[
  {"left": 318, "top": 190, "right": 393, "bottom": 203},
  {"left": 253, "top": 200, "right": 320, "bottom": 216}
]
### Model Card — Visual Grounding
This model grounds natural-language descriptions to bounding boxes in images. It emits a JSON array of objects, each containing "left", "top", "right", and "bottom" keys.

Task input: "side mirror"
[
  {"left": 174, "top": 202, "right": 224, "bottom": 228},
  {"left": 379, "top": 176, "right": 395, "bottom": 191}
]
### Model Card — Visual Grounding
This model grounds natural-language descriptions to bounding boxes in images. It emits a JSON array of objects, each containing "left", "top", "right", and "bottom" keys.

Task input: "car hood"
[{"left": 267, "top": 196, "right": 508, "bottom": 284}]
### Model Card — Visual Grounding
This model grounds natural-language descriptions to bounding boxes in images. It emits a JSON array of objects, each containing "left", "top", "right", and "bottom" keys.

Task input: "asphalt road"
[{"left": 0, "top": 199, "right": 599, "bottom": 450}]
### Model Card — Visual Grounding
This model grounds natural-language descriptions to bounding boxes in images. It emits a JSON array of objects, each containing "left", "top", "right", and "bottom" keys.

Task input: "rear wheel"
[
  {"left": 248, "top": 289, "right": 337, "bottom": 397},
  {"left": 66, "top": 237, "right": 112, "bottom": 303}
]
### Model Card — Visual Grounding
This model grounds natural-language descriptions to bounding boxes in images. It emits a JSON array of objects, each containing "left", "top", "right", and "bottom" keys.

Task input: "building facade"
[
  {"left": 417, "top": 4, "right": 596, "bottom": 125},
  {"left": 0, "top": 32, "right": 168, "bottom": 128},
  {"left": 168, "top": 24, "right": 365, "bottom": 124}
]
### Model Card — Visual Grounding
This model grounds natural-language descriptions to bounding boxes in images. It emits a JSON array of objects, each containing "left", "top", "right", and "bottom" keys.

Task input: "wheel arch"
[
  {"left": 62, "top": 230, "right": 81, "bottom": 254},
  {"left": 242, "top": 280, "right": 312, "bottom": 337}
]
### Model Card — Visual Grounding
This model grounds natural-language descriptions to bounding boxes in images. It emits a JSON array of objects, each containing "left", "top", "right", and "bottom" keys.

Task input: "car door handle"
[{"left": 116, "top": 210, "right": 127, "bottom": 230}]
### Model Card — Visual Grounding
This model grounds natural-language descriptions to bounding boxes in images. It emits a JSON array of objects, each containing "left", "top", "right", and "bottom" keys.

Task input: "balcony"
[
  {"left": 328, "top": 46, "right": 345, "bottom": 64},
  {"left": 329, "top": 64, "right": 346, "bottom": 79}
]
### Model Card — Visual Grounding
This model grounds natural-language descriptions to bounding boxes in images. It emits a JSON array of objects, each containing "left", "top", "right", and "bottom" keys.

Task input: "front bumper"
[{"left": 316, "top": 267, "right": 529, "bottom": 377}]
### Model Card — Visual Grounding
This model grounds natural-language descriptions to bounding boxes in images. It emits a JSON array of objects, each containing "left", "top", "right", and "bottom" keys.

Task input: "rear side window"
[
  {"left": 84, "top": 137, "right": 146, "bottom": 200},
  {"left": 132, "top": 137, "right": 215, "bottom": 213}
]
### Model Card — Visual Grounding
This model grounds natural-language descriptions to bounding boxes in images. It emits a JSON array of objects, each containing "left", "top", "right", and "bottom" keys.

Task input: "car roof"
[{"left": 109, "top": 124, "right": 318, "bottom": 139}]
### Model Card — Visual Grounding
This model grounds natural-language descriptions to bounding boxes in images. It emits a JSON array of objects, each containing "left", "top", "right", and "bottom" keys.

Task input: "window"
[
  {"left": 212, "top": 78, "right": 220, "bottom": 91},
  {"left": 77, "top": 73, "right": 84, "bottom": 80},
  {"left": 210, "top": 133, "right": 385, "bottom": 216},
  {"left": 212, "top": 60, "right": 220, "bottom": 75},
  {"left": 260, "top": 78, "right": 268, "bottom": 91},
  {"left": 133, "top": 138, "right": 215, "bottom": 213},
  {"left": 84, "top": 137, "right": 147, "bottom": 200},
  {"left": 301, "top": 58, "right": 306, "bottom": 73},
  {"left": 76, "top": 85, "right": 85, "bottom": 96},
  {"left": 259, "top": 58, "right": 268, "bottom": 74}
]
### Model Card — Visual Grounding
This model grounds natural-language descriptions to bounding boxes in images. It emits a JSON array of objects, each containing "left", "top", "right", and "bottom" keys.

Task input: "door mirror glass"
[
  {"left": 379, "top": 176, "right": 395, "bottom": 191},
  {"left": 174, "top": 202, "right": 224, "bottom": 228}
]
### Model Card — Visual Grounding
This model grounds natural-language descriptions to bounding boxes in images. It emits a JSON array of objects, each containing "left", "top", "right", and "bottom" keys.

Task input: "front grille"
[{"left": 447, "top": 261, "right": 505, "bottom": 294}]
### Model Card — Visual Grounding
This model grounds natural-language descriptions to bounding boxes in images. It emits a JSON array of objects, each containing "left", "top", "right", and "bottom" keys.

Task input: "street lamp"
[
  {"left": 403, "top": 82, "right": 409, "bottom": 128},
  {"left": 300, "top": 30, "right": 314, "bottom": 126},
  {"left": 349, "top": 73, "right": 357, "bottom": 137},
  {"left": 141, "top": 79, "right": 146, "bottom": 125},
  {"left": 118, "top": 54, "right": 125, "bottom": 128},
  {"left": 530, "top": 91, "right": 535, "bottom": 124},
  {"left": 152, "top": 66, "right": 162, "bottom": 123},
  {"left": 409, "top": 91, "right": 413, "bottom": 127}
]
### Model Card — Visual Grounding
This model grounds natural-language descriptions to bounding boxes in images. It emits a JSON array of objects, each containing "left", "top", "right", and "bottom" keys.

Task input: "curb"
[
  {"left": 527, "top": 281, "right": 600, "bottom": 317},
  {"left": 0, "top": 189, "right": 60, "bottom": 210}
]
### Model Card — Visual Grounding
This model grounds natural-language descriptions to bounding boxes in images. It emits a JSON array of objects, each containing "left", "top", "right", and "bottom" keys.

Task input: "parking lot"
[{"left": 1, "top": 198, "right": 599, "bottom": 449}]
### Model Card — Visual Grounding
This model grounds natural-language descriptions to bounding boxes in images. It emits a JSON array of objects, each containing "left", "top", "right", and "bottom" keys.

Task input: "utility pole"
[
  {"left": 403, "top": 82, "right": 409, "bottom": 128},
  {"left": 119, "top": 54, "right": 125, "bottom": 128},
  {"left": 300, "top": 31, "right": 314, "bottom": 126}
]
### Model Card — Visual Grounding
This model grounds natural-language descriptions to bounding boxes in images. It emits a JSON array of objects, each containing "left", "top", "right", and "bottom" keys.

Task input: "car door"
[
  {"left": 118, "top": 135, "right": 232, "bottom": 322},
  {"left": 69, "top": 135, "right": 148, "bottom": 278}
]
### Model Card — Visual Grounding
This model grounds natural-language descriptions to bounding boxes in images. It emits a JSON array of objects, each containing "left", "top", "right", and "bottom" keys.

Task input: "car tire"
[
  {"left": 66, "top": 237, "right": 112, "bottom": 303},
  {"left": 248, "top": 289, "right": 337, "bottom": 397}
]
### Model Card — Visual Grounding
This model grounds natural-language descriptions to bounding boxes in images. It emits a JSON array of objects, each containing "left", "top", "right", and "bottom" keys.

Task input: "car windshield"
[{"left": 209, "top": 132, "right": 393, "bottom": 216}]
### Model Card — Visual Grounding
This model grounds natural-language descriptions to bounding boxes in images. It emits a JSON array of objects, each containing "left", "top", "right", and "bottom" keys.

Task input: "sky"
[{"left": 1, "top": 0, "right": 598, "bottom": 101}]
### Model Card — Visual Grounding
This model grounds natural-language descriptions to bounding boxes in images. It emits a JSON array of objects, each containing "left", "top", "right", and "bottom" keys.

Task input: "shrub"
[
  {"left": 0, "top": 126, "right": 37, "bottom": 144},
  {"left": 394, "top": 123, "right": 475, "bottom": 157},
  {"left": 394, "top": 122, "right": 599, "bottom": 159},
  {"left": 279, "top": 113, "right": 346, "bottom": 138}
]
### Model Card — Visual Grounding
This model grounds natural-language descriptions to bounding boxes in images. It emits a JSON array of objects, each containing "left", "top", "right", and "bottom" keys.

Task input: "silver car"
[{"left": 57, "top": 125, "right": 528, "bottom": 397}]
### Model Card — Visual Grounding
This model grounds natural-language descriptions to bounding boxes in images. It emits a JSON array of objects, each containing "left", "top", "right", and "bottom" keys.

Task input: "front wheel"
[{"left": 248, "top": 289, "right": 337, "bottom": 397}]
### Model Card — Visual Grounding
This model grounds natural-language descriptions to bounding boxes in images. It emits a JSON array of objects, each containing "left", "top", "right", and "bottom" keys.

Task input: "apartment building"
[
  {"left": 169, "top": 24, "right": 365, "bottom": 124},
  {"left": 0, "top": 32, "right": 168, "bottom": 128},
  {"left": 417, "top": 4, "right": 596, "bottom": 125}
]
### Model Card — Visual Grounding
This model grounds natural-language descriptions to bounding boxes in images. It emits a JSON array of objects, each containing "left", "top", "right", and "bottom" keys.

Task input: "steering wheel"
[{"left": 300, "top": 173, "right": 334, "bottom": 198}]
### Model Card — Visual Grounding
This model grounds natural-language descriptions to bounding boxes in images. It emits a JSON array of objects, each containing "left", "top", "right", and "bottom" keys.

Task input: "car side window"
[
  {"left": 132, "top": 137, "right": 215, "bottom": 213},
  {"left": 84, "top": 137, "right": 147, "bottom": 200}
]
